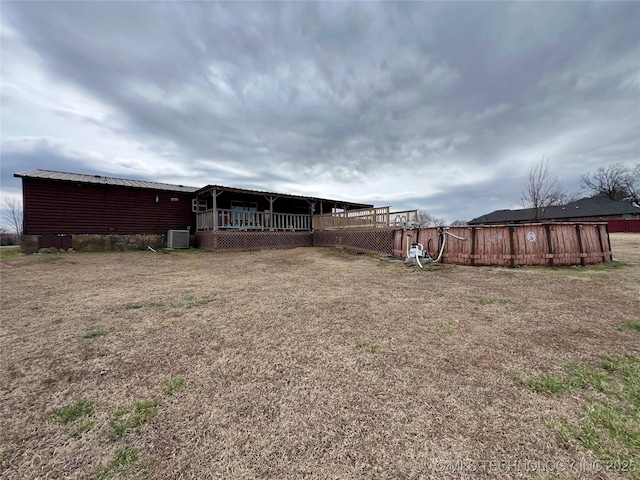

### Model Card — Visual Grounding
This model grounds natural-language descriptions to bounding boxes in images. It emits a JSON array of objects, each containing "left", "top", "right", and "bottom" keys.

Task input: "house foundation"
[{"left": 21, "top": 234, "right": 169, "bottom": 254}]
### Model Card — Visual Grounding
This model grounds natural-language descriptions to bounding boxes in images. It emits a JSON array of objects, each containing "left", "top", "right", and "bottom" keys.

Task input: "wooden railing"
[
  {"left": 312, "top": 207, "right": 419, "bottom": 230},
  {"left": 197, "top": 209, "right": 311, "bottom": 231},
  {"left": 389, "top": 210, "right": 420, "bottom": 227},
  {"left": 198, "top": 207, "right": 419, "bottom": 231},
  {"left": 270, "top": 212, "right": 311, "bottom": 231},
  {"left": 313, "top": 207, "right": 390, "bottom": 230}
]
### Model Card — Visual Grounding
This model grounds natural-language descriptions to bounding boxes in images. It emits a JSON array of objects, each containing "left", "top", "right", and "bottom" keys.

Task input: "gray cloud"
[
  {"left": 2, "top": 1, "right": 638, "bottom": 222},
  {"left": 0, "top": 139, "right": 107, "bottom": 191}
]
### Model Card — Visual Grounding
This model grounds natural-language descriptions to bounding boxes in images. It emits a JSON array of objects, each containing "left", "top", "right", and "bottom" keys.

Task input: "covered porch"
[{"left": 194, "top": 185, "right": 373, "bottom": 232}]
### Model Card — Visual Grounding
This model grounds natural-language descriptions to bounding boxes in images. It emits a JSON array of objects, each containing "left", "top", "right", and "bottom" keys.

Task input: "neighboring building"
[{"left": 469, "top": 196, "right": 640, "bottom": 225}]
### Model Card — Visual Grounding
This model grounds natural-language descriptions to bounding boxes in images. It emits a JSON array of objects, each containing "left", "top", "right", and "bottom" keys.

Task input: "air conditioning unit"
[{"left": 167, "top": 230, "right": 190, "bottom": 249}]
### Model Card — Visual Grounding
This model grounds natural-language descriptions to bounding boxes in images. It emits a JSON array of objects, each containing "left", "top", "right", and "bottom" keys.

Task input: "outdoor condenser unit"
[{"left": 167, "top": 230, "right": 190, "bottom": 249}]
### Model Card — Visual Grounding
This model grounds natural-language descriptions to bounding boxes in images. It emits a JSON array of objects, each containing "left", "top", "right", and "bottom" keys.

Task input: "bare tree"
[
  {"left": 2, "top": 198, "right": 23, "bottom": 237},
  {"left": 625, "top": 163, "right": 640, "bottom": 206},
  {"left": 416, "top": 210, "right": 446, "bottom": 227},
  {"left": 450, "top": 219, "right": 467, "bottom": 226},
  {"left": 521, "top": 157, "right": 566, "bottom": 221},
  {"left": 580, "top": 162, "right": 637, "bottom": 202}
]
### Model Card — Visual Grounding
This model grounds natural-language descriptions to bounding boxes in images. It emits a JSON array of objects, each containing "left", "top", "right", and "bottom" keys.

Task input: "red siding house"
[
  {"left": 15, "top": 169, "right": 372, "bottom": 252},
  {"left": 16, "top": 170, "right": 198, "bottom": 236}
]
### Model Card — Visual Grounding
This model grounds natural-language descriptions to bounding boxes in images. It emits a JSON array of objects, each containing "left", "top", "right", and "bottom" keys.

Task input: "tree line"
[
  {"left": 522, "top": 160, "right": 639, "bottom": 220},
  {"left": 418, "top": 160, "right": 639, "bottom": 225}
]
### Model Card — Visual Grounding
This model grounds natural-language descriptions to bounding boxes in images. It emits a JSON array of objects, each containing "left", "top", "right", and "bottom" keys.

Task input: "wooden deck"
[{"left": 312, "top": 207, "right": 419, "bottom": 230}]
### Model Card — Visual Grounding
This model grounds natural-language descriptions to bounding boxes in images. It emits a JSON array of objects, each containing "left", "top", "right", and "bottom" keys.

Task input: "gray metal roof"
[
  {"left": 196, "top": 184, "right": 373, "bottom": 209},
  {"left": 13, "top": 169, "right": 374, "bottom": 208},
  {"left": 14, "top": 169, "right": 199, "bottom": 193},
  {"left": 548, "top": 196, "right": 640, "bottom": 219},
  {"left": 469, "top": 196, "right": 640, "bottom": 224},
  {"left": 468, "top": 208, "right": 536, "bottom": 224}
]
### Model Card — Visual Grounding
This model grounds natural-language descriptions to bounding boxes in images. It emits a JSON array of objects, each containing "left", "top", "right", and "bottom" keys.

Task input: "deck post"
[
  {"left": 265, "top": 195, "right": 278, "bottom": 230},
  {"left": 211, "top": 188, "right": 217, "bottom": 231},
  {"left": 308, "top": 201, "right": 316, "bottom": 231}
]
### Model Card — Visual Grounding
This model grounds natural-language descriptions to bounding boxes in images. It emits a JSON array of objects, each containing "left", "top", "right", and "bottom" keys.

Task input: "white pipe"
[
  {"left": 433, "top": 231, "right": 447, "bottom": 263},
  {"left": 445, "top": 231, "right": 466, "bottom": 241},
  {"left": 433, "top": 230, "right": 467, "bottom": 263}
]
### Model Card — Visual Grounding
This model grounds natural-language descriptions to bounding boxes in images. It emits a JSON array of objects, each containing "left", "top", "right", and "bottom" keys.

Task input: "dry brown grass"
[{"left": 1, "top": 233, "right": 638, "bottom": 479}]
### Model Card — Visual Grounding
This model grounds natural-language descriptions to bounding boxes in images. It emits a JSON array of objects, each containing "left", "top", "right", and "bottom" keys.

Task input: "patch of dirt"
[{"left": 0, "top": 234, "right": 638, "bottom": 479}]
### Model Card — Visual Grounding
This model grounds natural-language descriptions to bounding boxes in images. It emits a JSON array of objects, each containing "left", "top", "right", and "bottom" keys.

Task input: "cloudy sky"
[{"left": 1, "top": 1, "right": 639, "bottom": 223}]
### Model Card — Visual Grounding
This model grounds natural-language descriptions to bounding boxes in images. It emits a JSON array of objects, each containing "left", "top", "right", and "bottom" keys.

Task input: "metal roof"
[
  {"left": 469, "top": 196, "right": 640, "bottom": 224},
  {"left": 195, "top": 184, "right": 374, "bottom": 209},
  {"left": 13, "top": 169, "right": 374, "bottom": 208},
  {"left": 14, "top": 169, "right": 199, "bottom": 193}
]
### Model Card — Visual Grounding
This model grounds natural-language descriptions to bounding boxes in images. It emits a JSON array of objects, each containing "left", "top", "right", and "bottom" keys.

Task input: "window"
[{"left": 230, "top": 200, "right": 245, "bottom": 211}]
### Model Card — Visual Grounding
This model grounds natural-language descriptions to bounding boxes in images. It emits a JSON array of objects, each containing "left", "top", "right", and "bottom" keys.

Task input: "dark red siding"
[
  {"left": 23, "top": 179, "right": 196, "bottom": 235},
  {"left": 608, "top": 219, "right": 640, "bottom": 233}
]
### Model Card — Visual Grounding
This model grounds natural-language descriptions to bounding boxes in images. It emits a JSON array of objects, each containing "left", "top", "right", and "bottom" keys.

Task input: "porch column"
[
  {"left": 211, "top": 188, "right": 217, "bottom": 231},
  {"left": 308, "top": 201, "right": 316, "bottom": 231},
  {"left": 194, "top": 193, "right": 200, "bottom": 231},
  {"left": 265, "top": 195, "right": 278, "bottom": 230},
  {"left": 210, "top": 189, "right": 224, "bottom": 230}
]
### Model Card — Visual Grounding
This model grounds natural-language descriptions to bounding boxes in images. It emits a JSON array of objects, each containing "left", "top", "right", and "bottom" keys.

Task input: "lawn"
[{"left": 1, "top": 234, "right": 638, "bottom": 479}]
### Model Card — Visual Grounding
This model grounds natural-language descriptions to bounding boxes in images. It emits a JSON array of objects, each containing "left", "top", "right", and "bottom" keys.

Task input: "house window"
[
  {"left": 192, "top": 199, "right": 208, "bottom": 212},
  {"left": 230, "top": 201, "right": 258, "bottom": 212},
  {"left": 229, "top": 201, "right": 260, "bottom": 227}
]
